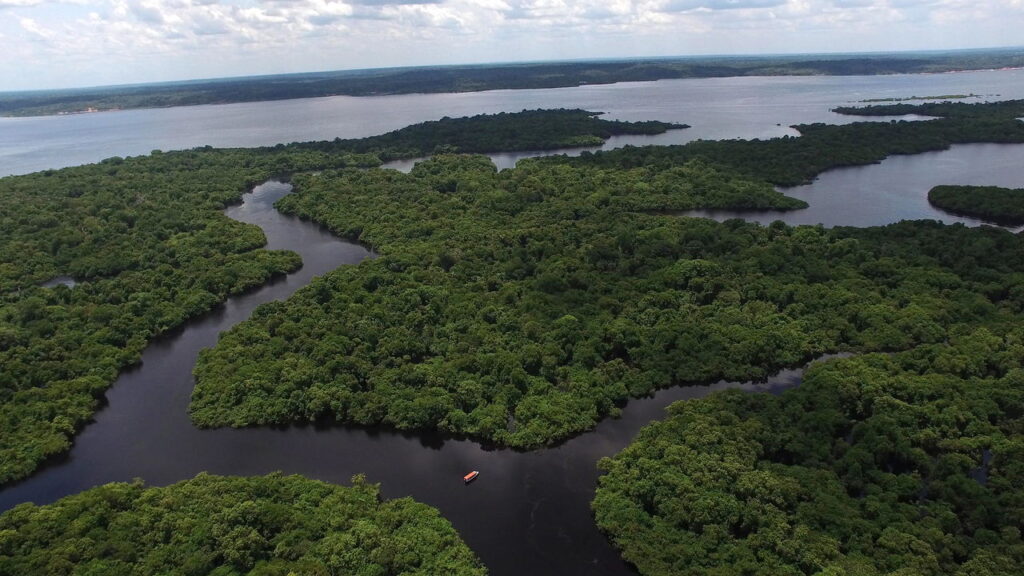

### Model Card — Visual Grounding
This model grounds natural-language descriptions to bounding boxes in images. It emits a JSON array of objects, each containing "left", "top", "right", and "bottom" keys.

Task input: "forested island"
[
  {"left": 858, "top": 93, "right": 981, "bottom": 102},
  {"left": 190, "top": 100, "right": 1024, "bottom": 449},
  {"left": 563, "top": 99, "right": 1024, "bottom": 186},
  {"left": 0, "top": 473, "right": 487, "bottom": 575},
  {"left": 928, "top": 185, "right": 1024, "bottom": 226},
  {"left": 832, "top": 98, "right": 1024, "bottom": 119},
  {"left": 300, "top": 109, "right": 685, "bottom": 157},
  {"left": 2, "top": 48, "right": 1023, "bottom": 117},
  {"left": 0, "top": 109, "right": 676, "bottom": 485}
]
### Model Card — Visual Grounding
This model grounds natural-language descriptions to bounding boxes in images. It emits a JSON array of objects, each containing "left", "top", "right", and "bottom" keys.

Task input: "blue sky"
[{"left": 2, "top": 0, "right": 1022, "bottom": 91}]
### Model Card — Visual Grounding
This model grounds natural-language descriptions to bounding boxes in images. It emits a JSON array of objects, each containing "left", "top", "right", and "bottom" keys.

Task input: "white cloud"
[
  {"left": 1, "top": 0, "right": 47, "bottom": 7},
  {"left": 661, "top": 0, "right": 787, "bottom": 11},
  {"left": 0, "top": 0, "right": 1022, "bottom": 90},
  {"left": 19, "top": 16, "right": 54, "bottom": 37}
]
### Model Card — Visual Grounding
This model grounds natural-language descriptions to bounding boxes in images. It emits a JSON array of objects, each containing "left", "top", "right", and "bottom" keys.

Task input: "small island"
[
  {"left": 858, "top": 93, "right": 981, "bottom": 103},
  {"left": 928, "top": 184, "right": 1024, "bottom": 226},
  {"left": 0, "top": 473, "right": 487, "bottom": 575},
  {"left": 831, "top": 98, "right": 1024, "bottom": 119}
]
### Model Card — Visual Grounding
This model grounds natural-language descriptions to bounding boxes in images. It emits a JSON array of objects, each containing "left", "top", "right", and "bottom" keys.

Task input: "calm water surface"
[
  {"left": 0, "top": 181, "right": 817, "bottom": 575},
  {"left": 4, "top": 69, "right": 1024, "bottom": 176},
  {"left": 685, "top": 143, "right": 1024, "bottom": 230}
]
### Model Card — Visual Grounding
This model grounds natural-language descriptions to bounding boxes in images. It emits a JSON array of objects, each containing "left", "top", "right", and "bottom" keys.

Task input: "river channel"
[
  {"left": 0, "top": 179, "right": 834, "bottom": 575},
  {"left": 3, "top": 148, "right": 1024, "bottom": 576}
]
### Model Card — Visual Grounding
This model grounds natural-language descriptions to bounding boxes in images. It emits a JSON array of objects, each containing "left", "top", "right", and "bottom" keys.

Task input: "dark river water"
[
  {"left": 0, "top": 180, "right": 818, "bottom": 575},
  {"left": 3, "top": 70, "right": 1024, "bottom": 575}
]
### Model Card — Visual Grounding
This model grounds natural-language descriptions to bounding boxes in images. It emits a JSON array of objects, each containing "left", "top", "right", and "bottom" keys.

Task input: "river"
[
  {"left": 4, "top": 68, "right": 1024, "bottom": 177},
  {"left": 0, "top": 180, "right": 825, "bottom": 575},
  {"left": 3, "top": 70, "right": 1024, "bottom": 575},
  {"left": 685, "top": 142, "right": 1024, "bottom": 230}
]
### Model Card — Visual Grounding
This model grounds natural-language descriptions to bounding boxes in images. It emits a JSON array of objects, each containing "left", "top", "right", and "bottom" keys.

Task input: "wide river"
[
  {"left": 2, "top": 70, "right": 1024, "bottom": 575},
  {"left": 3, "top": 68, "right": 1024, "bottom": 177}
]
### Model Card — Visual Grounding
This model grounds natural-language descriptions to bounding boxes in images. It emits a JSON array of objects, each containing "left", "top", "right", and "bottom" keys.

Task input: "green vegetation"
[
  {"left": 190, "top": 156, "right": 813, "bottom": 445},
  {"left": 4, "top": 48, "right": 1024, "bottom": 116},
  {"left": 558, "top": 103, "right": 1024, "bottom": 186},
  {"left": 0, "top": 150, "right": 319, "bottom": 486},
  {"left": 592, "top": 330, "right": 1024, "bottom": 576},
  {"left": 858, "top": 93, "right": 981, "bottom": 103},
  {"left": 929, "top": 185, "right": 1024, "bottom": 226},
  {"left": 0, "top": 473, "right": 486, "bottom": 575},
  {"left": 191, "top": 103, "right": 1024, "bottom": 448},
  {"left": 299, "top": 109, "right": 684, "bottom": 158},
  {"left": 832, "top": 98, "right": 1024, "bottom": 120},
  {"left": 0, "top": 109, "right": 675, "bottom": 486},
  {"left": 579, "top": 100, "right": 1024, "bottom": 574}
]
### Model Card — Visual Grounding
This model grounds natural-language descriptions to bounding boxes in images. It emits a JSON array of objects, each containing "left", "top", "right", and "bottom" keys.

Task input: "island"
[
  {"left": 0, "top": 473, "right": 487, "bottom": 575},
  {"left": 928, "top": 184, "right": 1024, "bottom": 226},
  {"left": 832, "top": 98, "right": 1024, "bottom": 120}
]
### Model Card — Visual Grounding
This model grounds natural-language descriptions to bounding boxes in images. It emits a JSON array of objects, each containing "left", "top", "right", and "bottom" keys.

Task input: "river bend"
[{"left": 0, "top": 180, "right": 833, "bottom": 576}]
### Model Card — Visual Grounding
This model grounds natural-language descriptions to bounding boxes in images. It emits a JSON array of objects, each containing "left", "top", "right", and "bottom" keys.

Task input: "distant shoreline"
[{"left": 3, "top": 50, "right": 1024, "bottom": 118}]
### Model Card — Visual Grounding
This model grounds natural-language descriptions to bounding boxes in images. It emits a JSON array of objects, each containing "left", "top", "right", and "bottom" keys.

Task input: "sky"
[{"left": 1, "top": 0, "right": 1023, "bottom": 91}]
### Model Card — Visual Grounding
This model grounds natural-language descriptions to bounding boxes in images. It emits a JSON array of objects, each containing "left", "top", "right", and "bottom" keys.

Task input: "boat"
[{"left": 463, "top": 470, "right": 480, "bottom": 483}]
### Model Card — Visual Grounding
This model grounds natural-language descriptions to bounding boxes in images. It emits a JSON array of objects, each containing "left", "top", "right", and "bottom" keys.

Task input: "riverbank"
[{"left": 4, "top": 48, "right": 1024, "bottom": 118}]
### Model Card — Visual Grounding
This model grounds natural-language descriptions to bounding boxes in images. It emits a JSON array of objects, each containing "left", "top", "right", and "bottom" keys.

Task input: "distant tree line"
[
  {"left": 3, "top": 50, "right": 1024, "bottom": 116},
  {"left": 833, "top": 99, "right": 1024, "bottom": 120}
]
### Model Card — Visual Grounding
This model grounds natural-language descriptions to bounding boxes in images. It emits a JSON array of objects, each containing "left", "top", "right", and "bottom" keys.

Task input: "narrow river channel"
[{"left": 0, "top": 179, "right": 834, "bottom": 575}]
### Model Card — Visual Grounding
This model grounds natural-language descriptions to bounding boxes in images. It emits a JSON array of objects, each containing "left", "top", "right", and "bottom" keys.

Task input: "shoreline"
[{"left": 5, "top": 59, "right": 1024, "bottom": 119}]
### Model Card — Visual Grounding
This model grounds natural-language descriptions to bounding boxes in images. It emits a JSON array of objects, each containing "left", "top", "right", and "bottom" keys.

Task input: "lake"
[{"left": 2, "top": 70, "right": 1024, "bottom": 575}]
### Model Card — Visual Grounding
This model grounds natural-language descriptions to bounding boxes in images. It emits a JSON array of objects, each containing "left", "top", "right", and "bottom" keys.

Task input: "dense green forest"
[
  {"left": 0, "top": 473, "right": 486, "bottom": 575},
  {"left": 0, "top": 109, "right": 674, "bottom": 486},
  {"left": 592, "top": 330, "right": 1024, "bottom": 576},
  {"left": 191, "top": 103, "right": 1024, "bottom": 447},
  {"left": 555, "top": 101, "right": 1024, "bottom": 186},
  {"left": 3, "top": 48, "right": 1023, "bottom": 116},
  {"left": 0, "top": 150, "right": 314, "bottom": 486},
  {"left": 4, "top": 94, "right": 1024, "bottom": 575},
  {"left": 298, "top": 109, "right": 684, "bottom": 158},
  {"left": 832, "top": 98, "right": 1024, "bottom": 120},
  {"left": 928, "top": 185, "right": 1024, "bottom": 226}
]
